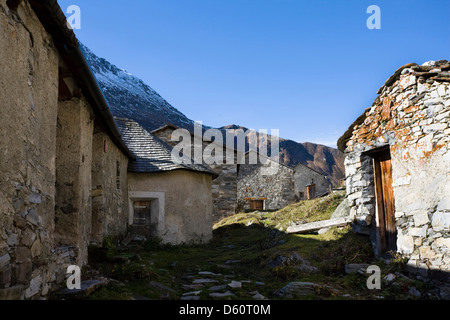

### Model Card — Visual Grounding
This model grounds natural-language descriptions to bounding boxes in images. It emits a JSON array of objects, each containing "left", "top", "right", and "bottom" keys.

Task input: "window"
[{"left": 116, "top": 161, "right": 121, "bottom": 190}]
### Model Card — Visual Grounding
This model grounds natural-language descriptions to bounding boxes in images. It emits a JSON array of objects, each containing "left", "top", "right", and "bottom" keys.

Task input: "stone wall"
[
  {"left": 238, "top": 158, "right": 297, "bottom": 211},
  {"left": 0, "top": 0, "right": 132, "bottom": 299},
  {"left": 293, "top": 164, "right": 331, "bottom": 199},
  {"left": 342, "top": 61, "right": 450, "bottom": 280},
  {"left": 128, "top": 170, "right": 213, "bottom": 244},
  {"left": 91, "top": 132, "right": 129, "bottom": 245},
  {"left": 54, "top": 97, "right": 94, "bottom": 267}
]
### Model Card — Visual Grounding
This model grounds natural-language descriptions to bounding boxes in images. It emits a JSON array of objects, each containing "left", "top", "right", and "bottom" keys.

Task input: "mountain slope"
[
  {"left": 81, "top": 43, "right": 195, "bottom": 132},
  {"left": 81, "top": 44, "right": 345, "bottom": 186}
]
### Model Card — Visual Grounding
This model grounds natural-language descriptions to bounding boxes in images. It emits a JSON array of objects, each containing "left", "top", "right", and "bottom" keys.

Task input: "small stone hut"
[
  {"left": 237, "top": 151, "right": 330, "bottom": 211},
  {"left": 337, "top": 60, "right": 450, "bottom": 281},
  {"left": 0, "top": 0, "right": 135, "bottom": 299},
  {"left": 116, "top": 118, "right": 217, "bottom": 245}
]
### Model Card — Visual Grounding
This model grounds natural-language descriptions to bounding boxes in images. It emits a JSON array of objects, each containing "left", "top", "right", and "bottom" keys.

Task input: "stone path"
[{"left": 179, "top": 269, "right": 268, "bottom": 300}]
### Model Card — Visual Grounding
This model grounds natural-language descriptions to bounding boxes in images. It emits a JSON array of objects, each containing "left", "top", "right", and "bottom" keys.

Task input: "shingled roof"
[{"left": 115, "top": 117, "right": 217, "bottom": 177}]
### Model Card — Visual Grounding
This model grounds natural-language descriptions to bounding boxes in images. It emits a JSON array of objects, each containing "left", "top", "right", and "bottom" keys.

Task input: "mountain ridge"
[{"left": 81, "top": 44, "right": 345, "bottom": 186}]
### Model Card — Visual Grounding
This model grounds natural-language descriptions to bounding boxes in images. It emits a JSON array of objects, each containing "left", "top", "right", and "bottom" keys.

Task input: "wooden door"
[
  {"left": 250, "top": 200, "right": 264, "bottom": 211},
  {"left": 133, "top": 201, "right": 152, "bottom": 225},
  {"left": 306, "top": 184, "right": 316, "bottom": 200},
  {"left": 373, "top": 150, "right": 397, "bottom": 254}
]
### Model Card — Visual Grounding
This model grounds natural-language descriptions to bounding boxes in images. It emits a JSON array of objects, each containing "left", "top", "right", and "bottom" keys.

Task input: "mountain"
[
  {"left": 80, "top": 43, "right": 195, "bottom": 132},
  {"left": 220, "top": 125, "right": 345, "bottom": 186},
  {"left": 81, "top": 44, "right": 345, "bottom": 186}
]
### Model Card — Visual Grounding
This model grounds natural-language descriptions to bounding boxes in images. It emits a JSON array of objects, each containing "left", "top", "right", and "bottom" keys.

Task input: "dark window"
[{"left": 116, "top": 161, "right": 121, "bottom": 190}]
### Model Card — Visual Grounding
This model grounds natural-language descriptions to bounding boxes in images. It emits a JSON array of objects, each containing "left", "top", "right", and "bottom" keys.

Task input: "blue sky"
[{"left": 57, "top": 0, "right": 449, "bottom": 148}]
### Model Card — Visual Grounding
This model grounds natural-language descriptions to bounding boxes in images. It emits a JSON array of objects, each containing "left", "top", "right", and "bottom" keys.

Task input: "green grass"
[{"left": 81, "top": 192, "right": 437, "bottom": 301}]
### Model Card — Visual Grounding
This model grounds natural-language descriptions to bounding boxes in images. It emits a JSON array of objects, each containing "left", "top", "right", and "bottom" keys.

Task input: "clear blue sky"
[{"left": 57, "top": 0, "right": 449, "bottom": 148}]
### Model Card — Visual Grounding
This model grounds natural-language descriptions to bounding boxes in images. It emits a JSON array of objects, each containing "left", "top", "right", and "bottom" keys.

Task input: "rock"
[
  {"left": 26, "top": 208, "right": 40, "bottom": 226},
  {"left": 25, "top": 275, "right": 42, "bottom": 298},
  {"left": 0, "top": 254, "right": 11, "bottom": 270},
  {"left": 148, "top": 281, "right": 176, "bottom": 293},
  {"left": 198, "top": 271, "right": 220, "bottom": 276},
  {"left": 275, "top": 282, "right": 333, "bottom": 299},
  {"left": 228, "top": 281, "right": 242, "bottom": 288},
  {"left": 182, "top": 290, "right": 202, "bottom": 296},
  {"left": 384, "top": 273, "right": 396, "bottom": 282},
  {"left": 59, "top": 279, "right": 107, "bottom": 299},
  {"left": 183, "top": 284, "right": 204, "bottom": 290},
  {"left": 331, "top": 198, "right": 350, "bottom": 218},
  {"left": 192, "top": 279, "right": 219, "bottom": 284},
  {"left": 28, "top": 193, "right": 42, "bottom": 204},
  {"left": 344, "top": 264, "right": 371, "bottom": 274},
  {"left": 208, "top": 284, "right": 228, "bottom": 292},
  {"left": 209, "top": 291, "right": 236, "bottom": 298},
  {"left": 408, "top": 287, "right": 421, "bottom": 298},
  {"left": 286, "top": 217, "right": 351, "bottom": 234},
  {"left": 181, "top": 295, "right": 201, "bottom": 300},
  {"left": 7, "top": 234, "right": 19, "bottom": 246},
  {"left": 251, "top": 292, "right": 267, "bottom": 300},
  {"left": 30, "top": 239, "right": 41, "bottom": 258},
  {"left": 21, "top": 229, "right": 36, "bottom": 247}
]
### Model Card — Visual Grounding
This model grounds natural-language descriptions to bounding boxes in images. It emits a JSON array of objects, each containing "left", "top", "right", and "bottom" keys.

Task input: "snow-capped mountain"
[
  {"left": 81, "top": 44, "right": 344, "bottom": 186},
  {"left": 80, "top": 43, "right": 195, "bottom": 132}
]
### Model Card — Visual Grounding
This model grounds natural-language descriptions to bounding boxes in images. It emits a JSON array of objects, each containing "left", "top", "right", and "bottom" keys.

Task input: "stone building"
[
  {"left": 0, "top": 0, "right": 135, "bottom": 299},
  {"left": 152, "top": 124, "right": 239, "bottom": 222},
  {"left": 237, "top": 152, "right": 330, "bottom": 211},
  {"left": 293, "top": 163, "right": 331, "bottom": 200},
  {"left": 337, "top": 61, "right": 450, "bottom": 281},
  {"left": 116, "top": 118, "right": 217, "bottom": 244}
]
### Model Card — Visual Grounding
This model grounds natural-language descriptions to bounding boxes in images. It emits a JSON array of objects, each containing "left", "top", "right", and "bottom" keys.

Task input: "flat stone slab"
[
  {"left": 209, "top": 291, "right": 236, "bottom": 298},
  {"left": 192, "top": 279, "right": 219, "bottom": 284},
  {"left": 286, "top": 217, "right": 352, "bottom": 234},
  {"left": 59, "top": 279, "right": 107, "bottom": 299}
]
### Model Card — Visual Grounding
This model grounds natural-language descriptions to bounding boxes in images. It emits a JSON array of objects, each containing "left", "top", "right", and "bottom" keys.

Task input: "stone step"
[{"left": 59, "top": 279, "right": 107, "bottom": 299}]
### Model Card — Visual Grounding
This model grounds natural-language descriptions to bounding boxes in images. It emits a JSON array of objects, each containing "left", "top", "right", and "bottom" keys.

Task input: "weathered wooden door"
[
  {"left": 250, "top": 200, "right": 264, "bottom": 211},
  {"left": 306, "top": 184, "right": 316, "bottom": 200},
  {"left": 373, "top": 150, "right": 397, "bottom": 254},
  {"left": 133, "top": 201, "right": 152, "bottom": 225}
]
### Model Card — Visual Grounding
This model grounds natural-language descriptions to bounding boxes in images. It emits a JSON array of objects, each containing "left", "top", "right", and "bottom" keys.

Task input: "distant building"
[
  {"left": 237, "top": 151, "right": 331, "bottom": 211},
  {"left": 116, "top": 118, "right": 217, "bottom": 245},
  {"left": 152, "top": 124, "right": 239, "bottom": 222},
  {"left": 338, "top": 61, "right": 450, "bottom": 282}
]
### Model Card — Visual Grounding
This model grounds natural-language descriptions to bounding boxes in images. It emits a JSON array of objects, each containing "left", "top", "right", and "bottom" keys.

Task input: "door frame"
[
  {"left": 371, "top": 148, "right": 397, "bottom": 256},
  {"left": 128, "top": 191, "right": 165, "bottom": 232}
]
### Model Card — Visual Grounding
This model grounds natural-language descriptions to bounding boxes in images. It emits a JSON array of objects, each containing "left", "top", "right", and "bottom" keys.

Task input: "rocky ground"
[{"left": 52, "top": 192, "right": 446, "bottom": 300}]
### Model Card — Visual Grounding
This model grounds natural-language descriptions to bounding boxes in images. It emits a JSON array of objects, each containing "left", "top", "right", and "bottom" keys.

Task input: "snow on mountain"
[{"left": 80, "top": 43, "right": 194, "bottom": 132}]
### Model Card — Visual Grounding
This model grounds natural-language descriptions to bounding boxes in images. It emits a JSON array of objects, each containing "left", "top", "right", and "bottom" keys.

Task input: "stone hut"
[
  {"left": 237, "top": 151, "right": 330, "bottom": 211},
  {"left": 293, "top": 163, "right": 331, "bottom": 200},
  {"left": 0, "top": 0, "right": 136, "bottom": 299},
  {"left": 337, "top": 60, "right": 450, "bottom": 281},
  {"left": 152, "top": 124, "right": 239, "bottom": 222},
  {"left": 116, "top": 118, "right": 217, "bottom": 245}
]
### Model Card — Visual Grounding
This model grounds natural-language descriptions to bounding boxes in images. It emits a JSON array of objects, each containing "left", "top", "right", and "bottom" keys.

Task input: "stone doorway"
[{"left": 373, "top": 149, "right": 397, "bottom": 256}]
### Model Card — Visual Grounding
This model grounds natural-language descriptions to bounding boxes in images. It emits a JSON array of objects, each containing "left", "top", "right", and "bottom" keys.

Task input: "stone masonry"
[{"left": 338, "top": 60, "right": 450, "bottom": 282}]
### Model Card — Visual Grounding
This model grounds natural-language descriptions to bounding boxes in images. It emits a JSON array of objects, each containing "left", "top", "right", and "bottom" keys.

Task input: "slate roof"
[
  {"left": 115, "top": 117, "right": 217, "bottom": 177},
  {"left": 337, "top": 60, "right": 450, "bottom": 152}
]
